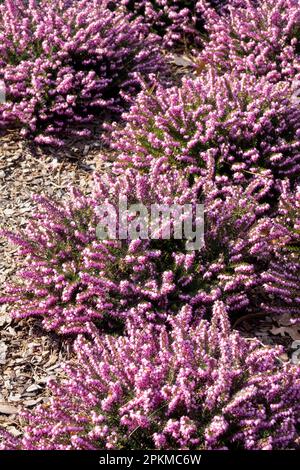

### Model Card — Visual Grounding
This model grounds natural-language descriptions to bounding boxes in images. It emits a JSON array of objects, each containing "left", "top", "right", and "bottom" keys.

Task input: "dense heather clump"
[
  {"left": 261, "top": 183, "right": 300, "bottom": 321},
  {"left": 0, "top": 0, "right": 166, "bottom": 146},
  {"left": 0, "top": 160, "right": 286, "bottom": 334},
  {"left": 112, "top": 0, "right": 211, "bottom": 49},
  {"left": 107, "top": 71, "right": 300, "bottom": 187},
  {"left": 1, "top": 301, "right": 300, "bottom": 450},
  {"left": 0, "top": 162, "right": 195, "bottom": 334},
  {"left": 198, "top": 0, "right": 300, "bottom": 82}
]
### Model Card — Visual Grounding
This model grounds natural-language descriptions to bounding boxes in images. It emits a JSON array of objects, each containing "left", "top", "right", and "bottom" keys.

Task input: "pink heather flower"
[
  {"left": 106, "top": 69, "right": 300, "bottom": 186},
  {"left": 261, "top": 182, "right": 300, "bottom": 321},
  {"left": 198, "top": 0, "right": 300, "bottom": 82},
  {"left": 0, "top": 0, "right": 167, "bottom": 145},
  {"left": 1, "top": 301, "right": 300, "bottom": 450},
  {"left": 0, "top": 159, "right": 289, "bottom": 334},
  {"left": 111, "top": 0, "right": 227, "bottom": 49}
]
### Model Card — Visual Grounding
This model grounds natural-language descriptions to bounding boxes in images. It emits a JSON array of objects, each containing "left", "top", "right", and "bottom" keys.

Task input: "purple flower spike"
[{"left": 1, "top": 301, "right": 300, "bottom": 450}]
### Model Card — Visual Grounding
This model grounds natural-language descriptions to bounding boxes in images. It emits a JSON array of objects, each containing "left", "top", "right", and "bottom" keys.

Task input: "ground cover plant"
[
  {"left": 199, "top": 0, "right": 300, "bottom": 82},
  {"left": 0, "top": 0, "right": 166, "bottom": 145},
  {"left": 2, "top": 168, "right": 294, "bottom": 335},
  {"left": 1, "top": 302, "right": 300, "bottom": 450},
  {"left": 0, "top": 0, "right": 300, "bottom": 453},
  {"left": 107, "top": 70, "right": 300, "bottom": 187},
  {"left": 112, "top": 0, "right": 220, "bottom": 48}
]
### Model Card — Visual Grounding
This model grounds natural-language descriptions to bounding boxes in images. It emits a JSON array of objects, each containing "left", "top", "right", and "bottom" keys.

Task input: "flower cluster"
[
  {"left": 199, "top": 0, "right": 300, "bottom": 82},
  {"left": 0, "top": 0, "right": 166, "bottom": 145},
  {"left": 1, "top": 302, "right": 300, "bottom": 450},
  {"left": 1, "top": 162, "right": 194, "bottom": 334},
  {"left": 261, "top": 182, "right": 300, "bottom": 321},
  {"left": 107, "top": 70, "right": 300, "bottom": 187},
  {"left": 1, "top": 160, "right": 284, "bottom": 334},
  {"left": 112, "top": 0, "right": 224, "bottom": 49}
]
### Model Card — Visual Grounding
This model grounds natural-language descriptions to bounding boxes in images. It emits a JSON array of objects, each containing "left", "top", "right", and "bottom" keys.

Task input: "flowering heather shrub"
[
  {"left": 1, "top": 162, "right": 194, "bottom": 334},
  {"left": 198, "top": 0, "right": 300, "bottom": 82},
  {"left": 1, "top": 301, "right": 300, "bottom": 450},
  {"left": 107, "top": 71, "right": 300, "bottom": 186},
  {"left": 0, "top": 160, "right": 282, "bottom": 334},
  {"left": 261, "top": 183, "right": 300, "bottom": 321},
  {"left": 112, "top": 0, "right": 225, "bottom": 48},
  {"left": 0, "top": 0, "right": 166, "bottom": 146}
]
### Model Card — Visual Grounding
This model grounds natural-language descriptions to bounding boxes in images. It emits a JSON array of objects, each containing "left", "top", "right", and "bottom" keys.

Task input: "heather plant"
[
  {"left": 0, "top": 161, "right": 284, "bottom": 334},
  {"left": 1, "top": 301, "right": 300, "bottom": 450},
  {"left": 261, "top": 183, "right": 300, "bottom": 321},
  {"left": 1, "top": 162, "right": 195, "bottom": 334},
  {"left": 198, "top": 0, "right": 300, "bottom": 82},
  {"left": 111, "top": 0, "right": 225, "bottom": 49},
  {"left": 107, "top": 70, "right": 300, "bottom": 188},
  {"left": 0, "top": 0, "right": 166, "bottom": 145}
]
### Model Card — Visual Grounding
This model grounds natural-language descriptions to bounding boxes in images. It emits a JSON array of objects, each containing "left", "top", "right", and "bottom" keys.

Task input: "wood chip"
[
  {"left": 0, "top": 403, "right": 18, "bottom": 415},
  {"left": 0, "top": 342, "right": 8, "bottom": 364},
  {"left": 270, "top": 325, "right": 300, "bottom": 341},
  {"left": 25, "top": 384, "right": 41, "bottom": 393}
]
